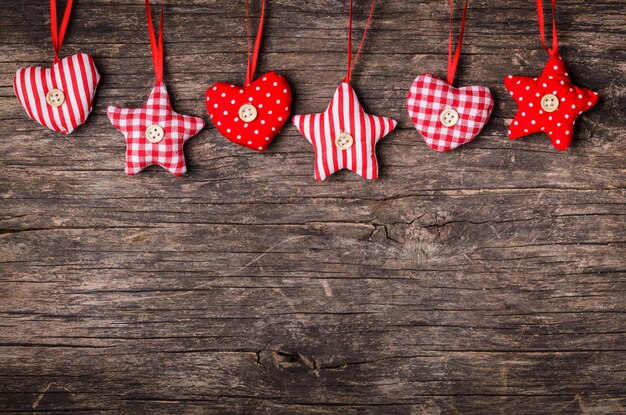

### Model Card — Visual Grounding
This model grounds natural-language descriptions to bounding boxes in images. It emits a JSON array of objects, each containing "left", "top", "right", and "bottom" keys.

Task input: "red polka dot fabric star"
[
  {"left": 206, "top": 72, "right": 291, "bottom": 152},
  {"left": 505, "top": 52, "right": 599, "bottom": 151},
  {"left": 107, "top": 82, "right": 205, "bottom": 177},
  {"left": 292, "top": 83, "right": 397, "bottom": 181}
]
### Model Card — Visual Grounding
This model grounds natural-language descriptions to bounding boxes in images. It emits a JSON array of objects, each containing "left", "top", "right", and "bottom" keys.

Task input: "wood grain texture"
[{"left": 1, "top": 0, "right": 625, "bottom": 413}]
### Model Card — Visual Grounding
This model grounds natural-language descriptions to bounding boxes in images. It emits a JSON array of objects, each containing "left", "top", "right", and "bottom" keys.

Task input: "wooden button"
[
  {"left": 46, "top": 88, "right": 65, "bottom": 107},
  {"left": 145, "top": 124, "right": 165, "bottom": 143},
  {"left": 439, "top": 108, "right": 459, "bottom": 127},
  {"left": 540, "top": 94, "right": 559, "bottom": 112},
  {"left": 238, "top": 104, "right": 257, "bottom": 122},
  {"left": 335, "top": 132, "right": 353, "bottom": 150}
]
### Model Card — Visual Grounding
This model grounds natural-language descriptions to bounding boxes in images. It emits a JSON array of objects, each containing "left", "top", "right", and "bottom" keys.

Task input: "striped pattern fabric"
[
  {"left": 292, "top": 83, "right": 397, "bottom": 181},
  {"left": 13, "top": 53, "right": 100, "bottom": 135},
  {"left": 407, "top": 74, "right": 493, "bottom": 152},
  {"left": 107, "top": 82, "right": 205, "bottom": 177}
]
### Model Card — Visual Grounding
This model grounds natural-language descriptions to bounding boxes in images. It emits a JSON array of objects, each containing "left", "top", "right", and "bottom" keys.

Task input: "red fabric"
[
  {"left": 504, "top": 52, "right": 598, "bottom": 151},
  {"left": 446, "top": 0, "right": 469, "bottom": 85},
  {"left": 292, "top": 0, "right": 397, "bottom": 180},
  {"left": 292, "top": 83, "right": 397, "bottom": 181},
  {"left": 536, "top": 0, "right": 558, "bottom": 55},
  {"left": 406, "top": 0, "right": 491, "bottom": 151},
  {"left": 107, "top": 82, "right": 205, "bottom": 176},
  {"left": 14, "top": 53, "right": 100, "bottom": 135},
  {"left": 407, "top": 74, "right": 493, "bottom": 152},
  {"left": 344, "top": 0, "right": 375, "bottom": 83},
  {"left": 206, "top": 72, "right": 292, "bottom": 152},
  {"left": 245, "top": 0, "right": 265, "bottom": 85},
  {"left": 50, "top": 0, "right": 73, "bottom": 64},
  {"left": 145, "top": 0, "right": 164, "bottom": 82},
  {"left": 207, "top": 1, "right": 291, "bottom": 152}
]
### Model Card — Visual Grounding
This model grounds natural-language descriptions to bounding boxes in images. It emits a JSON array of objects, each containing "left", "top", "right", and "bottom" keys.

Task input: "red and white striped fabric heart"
[
  {"left": 407, "top": 74, "right": 493, "bottom": 152},
  {"left": 13, "top": 53, "right": 100, "bottom": 135}
]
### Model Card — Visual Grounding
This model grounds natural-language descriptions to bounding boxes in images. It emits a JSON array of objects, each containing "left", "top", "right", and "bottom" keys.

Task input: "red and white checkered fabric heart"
[
  {"left": 407, "top": 74, "right": 493, "bottom": 151},
  {"left": 13, "top": 53, "right": 100, "bottom": 135}
]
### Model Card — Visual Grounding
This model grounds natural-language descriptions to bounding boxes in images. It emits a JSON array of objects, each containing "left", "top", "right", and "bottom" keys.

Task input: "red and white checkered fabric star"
[
  {"left": 107, "top": 82, "right": 205, "bottom": 177},
  {"left": 292, "top": 83, "right": 397, "bottom": 181},
  {"left": 407, "top": 74, "right": 494, "bottom": 152},
  {"left": 504, "top": 52, "right": 599, "bottom": 151}
]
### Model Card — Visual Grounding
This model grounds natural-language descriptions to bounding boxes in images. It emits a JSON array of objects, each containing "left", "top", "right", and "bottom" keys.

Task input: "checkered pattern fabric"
[
  {"left": 107, "top": 82, "right": 205, "bottom": 177},
  {"left": 407, "top": 74, "right": 493, "bottom": 152}
]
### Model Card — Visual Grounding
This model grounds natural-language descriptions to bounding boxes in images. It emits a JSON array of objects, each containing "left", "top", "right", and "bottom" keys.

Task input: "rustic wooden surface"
[{"left": 1, "top": 0, "right": 625, "bottom": 413}]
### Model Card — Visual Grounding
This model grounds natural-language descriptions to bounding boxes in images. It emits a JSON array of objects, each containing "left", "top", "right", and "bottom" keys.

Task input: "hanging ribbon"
[
  {"left": 145, "top": 0, "right": 164, "bottom": 83},
  {"left": 344, "top": 0, "right": 376, "bottom": 84},
  {"left": 536, "top": 0, "right": 558, "bottom": 55},
  {"left": 244, "top": 0, "right": 266, "bottom": 85},
  {"left": 50, "top": 0, "right": 74, "bottom": 63},
  {"left": 446, "top": 0, "right": 469, "bottom": 85}
]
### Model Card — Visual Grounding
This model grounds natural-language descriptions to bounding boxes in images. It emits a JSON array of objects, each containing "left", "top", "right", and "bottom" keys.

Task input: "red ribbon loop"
[
  {"left": 50, "top": 0, "right": 74, "bottom": 63},
  {"left": 446, "top": 0, "right": 469, "bottom": 85},
  {"left": 245, "top": 0, "right": 266, "bottom": 85},
  {"left": 344, "top": 0, "right": 376, "bottom": 84},
  {"left": 145, "top": 0, "right": 164, "bottom": 83},
  {"left": 537, "top": 0, "right": 558, "bottom": 55}
]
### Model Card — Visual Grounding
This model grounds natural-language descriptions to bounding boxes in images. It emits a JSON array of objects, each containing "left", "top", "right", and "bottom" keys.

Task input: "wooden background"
[{"left": 1, "top": 0, "right": 625, "bottom": 413}]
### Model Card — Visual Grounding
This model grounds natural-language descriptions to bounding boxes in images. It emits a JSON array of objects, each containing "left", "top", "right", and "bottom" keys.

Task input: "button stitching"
[
  {"left": 335, "top": 132, "right": 354, "bottom": 150},
  {"left": 145, "top": 124, "right": 165, "bottom": 143},
  {"left": 439, "top": 108, "right": 459, "bottom": 127},
  {"left": 46, "top": 89, "right": 65, "bottom": 107}
]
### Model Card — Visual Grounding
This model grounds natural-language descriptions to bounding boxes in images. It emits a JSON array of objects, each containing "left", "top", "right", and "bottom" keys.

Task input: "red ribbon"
[
  {"left": 50, "top": 0, "right": 73, "bottom": 63},
  {"left": 537, "top": 0, "right": 558, "bottom": 55},
  {"left": 245, "top": 0, "right": 266, "bottom": 85},
  {"left": 446, "top": 0, "right": 469, "bottom": 85},
  {"left": 145, "top": 0, "right": 164, "bottom": 83},
  {"left": 344, "top": 0, "right": 376, "bottom": 84}
]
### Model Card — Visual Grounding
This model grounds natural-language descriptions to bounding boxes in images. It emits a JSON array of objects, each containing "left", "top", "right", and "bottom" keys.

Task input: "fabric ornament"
[
  {"left": 107, "top": 0, "right": 205, "bottom": 176},
  {"left": 13, "top": 0, "right": 100, "bottom": 135},
  {"left": 504, "top": 0, "right": 599, "bottom": 151},
  {"left": 292, "top": 0, "right": 397, "bottom": 181},
  {"left": 407, "top": 0, "right": 493, "bottom": 152},
  {"left": 206, "top": 0, "right": 291, "bottom": 152}
]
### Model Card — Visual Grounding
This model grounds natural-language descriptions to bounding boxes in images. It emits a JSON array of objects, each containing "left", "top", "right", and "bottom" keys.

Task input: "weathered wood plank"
[{"left": 0, "top": 0, "right": 624, "bottom": 413}]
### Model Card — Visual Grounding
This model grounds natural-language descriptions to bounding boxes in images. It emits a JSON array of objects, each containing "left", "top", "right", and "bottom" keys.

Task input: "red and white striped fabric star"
[
  {"left": 292, "top": 83, "right": 397, "bottom": 181},
  {"left": 107, "top": 82, "right": 205, "bottom": 177}
]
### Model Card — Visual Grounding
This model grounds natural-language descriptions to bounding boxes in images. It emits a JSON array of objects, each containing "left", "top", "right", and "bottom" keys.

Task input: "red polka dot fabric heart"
[
  {"left": 504, "top": 52, "right": 599, "bottom": 151},
  {"left": 407, "top": 74, "right": 494, "bottom": 152},
  {"left": 206, "top": 72, "right": 291, "bottom": 152},
  {"left": 13, "top": 53, "right": 100, "bottom": 135}
]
